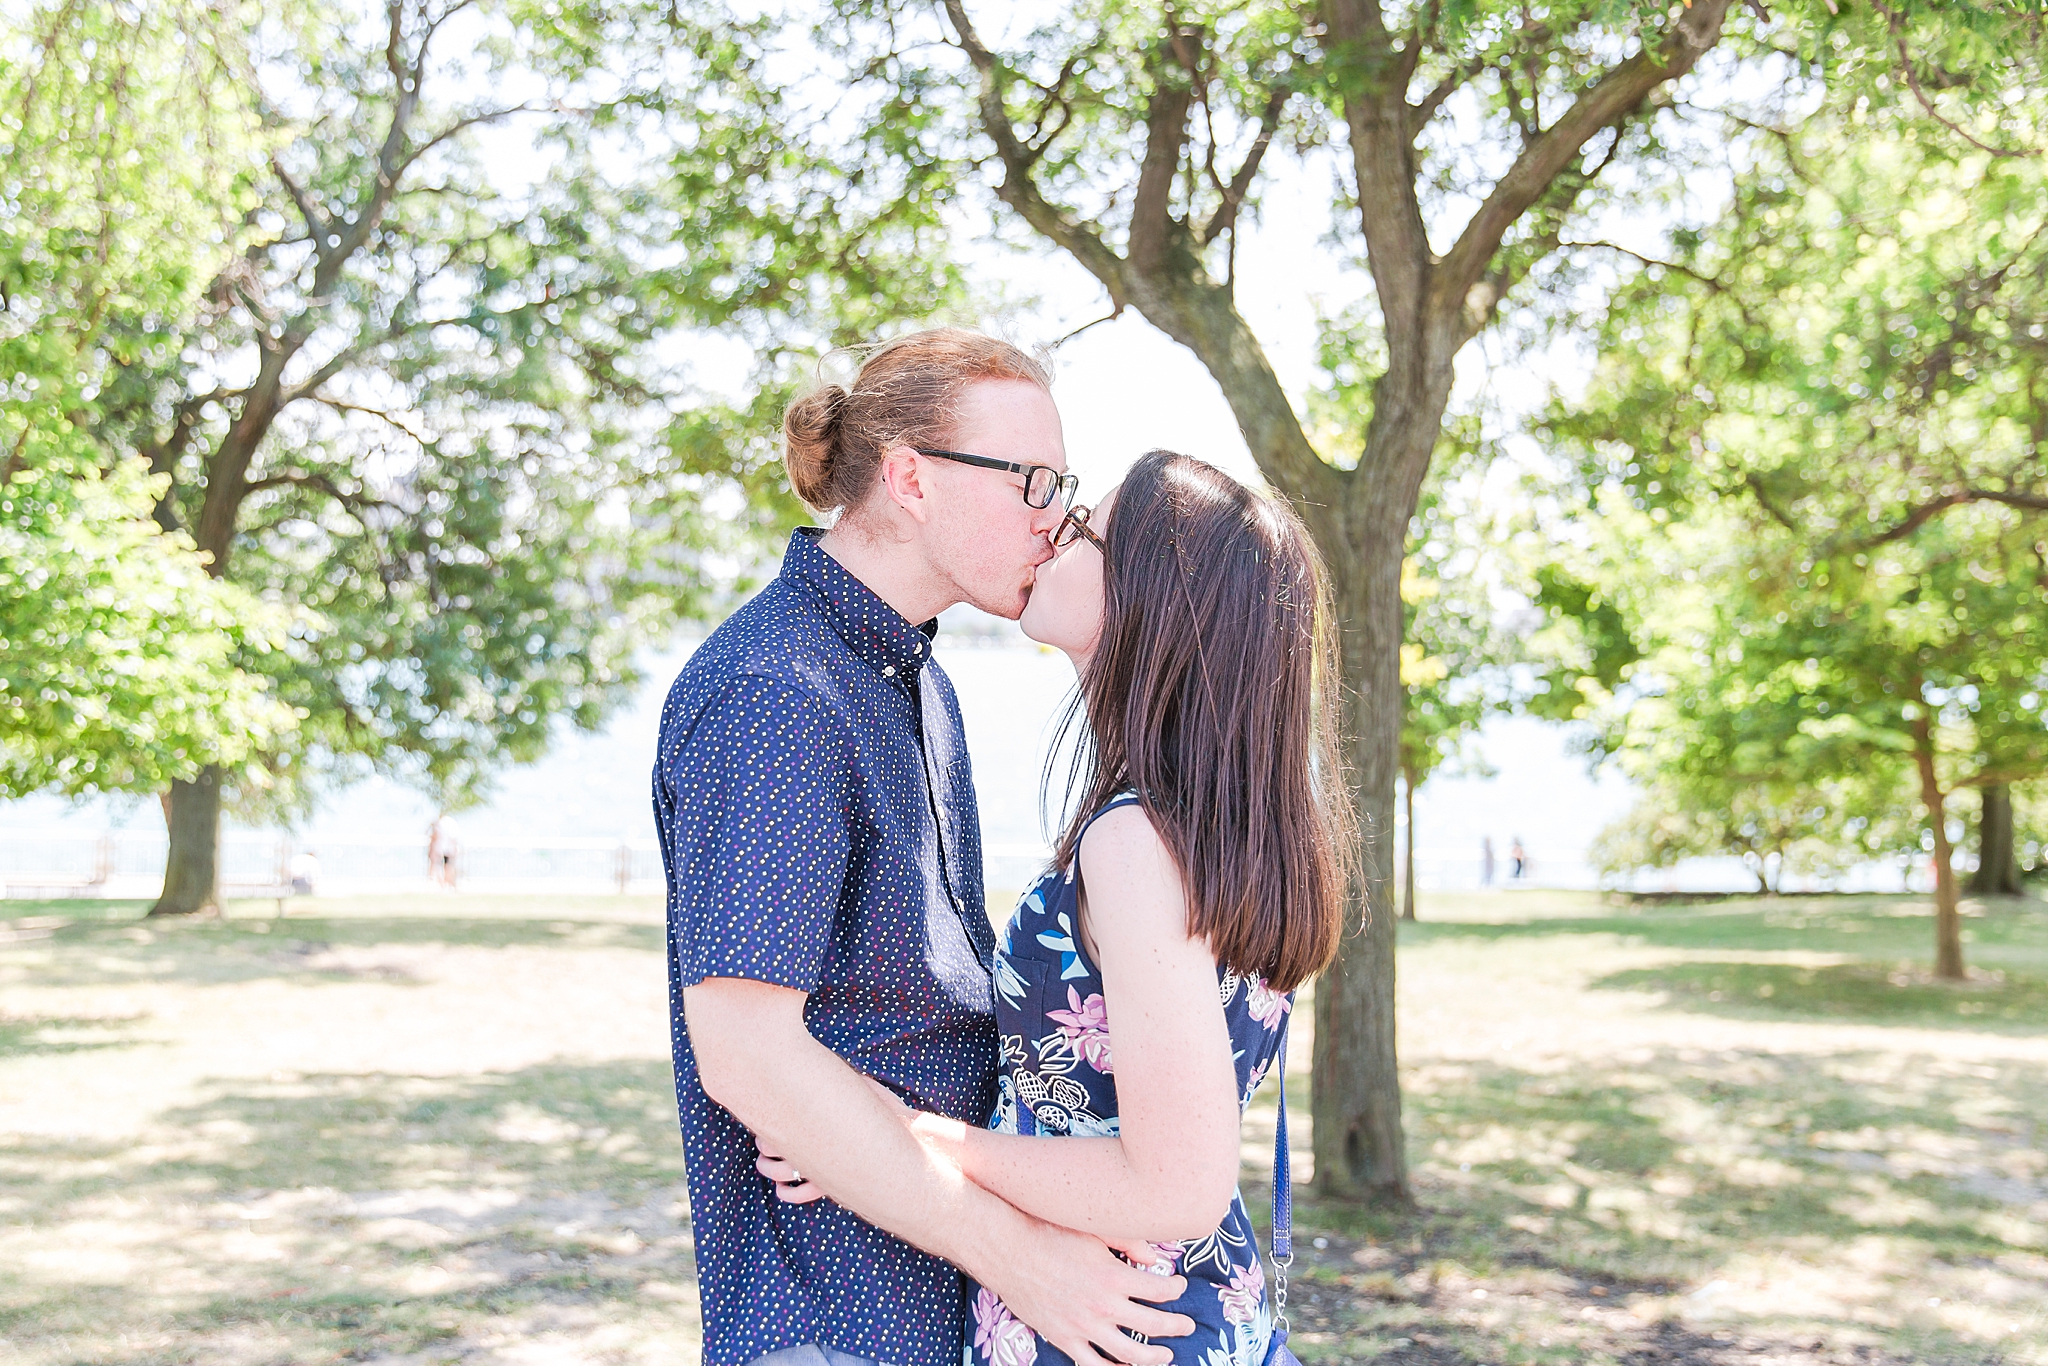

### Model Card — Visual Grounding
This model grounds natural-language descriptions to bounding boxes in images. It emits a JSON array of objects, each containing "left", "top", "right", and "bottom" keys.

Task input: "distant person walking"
[
  {"left": 1480, "top": 836, "right": 1496, "bottom": 887},
  {"left": 1509, "top": 837, "right": 1529, "bottom": 881},
  {"left": 427, "top": 816, "right": 460, "bottom": 890}
]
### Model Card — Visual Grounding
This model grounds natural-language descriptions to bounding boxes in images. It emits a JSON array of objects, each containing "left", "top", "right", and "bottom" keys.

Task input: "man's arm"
[{"left": 684, "top": 978, "right": 1196, "bottom": 1364}]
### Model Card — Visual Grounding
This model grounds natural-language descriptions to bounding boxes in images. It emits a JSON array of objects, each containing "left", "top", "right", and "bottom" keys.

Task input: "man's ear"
[{"left": 875, "top": 445, "right": 933, "bottom": 525}]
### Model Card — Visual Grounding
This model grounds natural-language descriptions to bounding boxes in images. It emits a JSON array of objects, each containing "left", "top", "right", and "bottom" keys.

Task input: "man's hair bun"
[{"left": 781, "top": 383, "right": 850, "bottom": 509}]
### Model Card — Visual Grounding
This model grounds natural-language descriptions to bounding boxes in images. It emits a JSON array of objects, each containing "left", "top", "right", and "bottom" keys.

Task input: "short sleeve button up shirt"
[{"left": 653, "top": 528, "right": 998, "bottom": 1366}]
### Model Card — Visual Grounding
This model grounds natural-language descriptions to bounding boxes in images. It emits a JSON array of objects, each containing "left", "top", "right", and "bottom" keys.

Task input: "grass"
[
  {"left": 1251, "top": 891, "right": 2048, "bottom": 1366},
  {"left": 2, "top": 890, "right": 2044, "bottom": 1364}
]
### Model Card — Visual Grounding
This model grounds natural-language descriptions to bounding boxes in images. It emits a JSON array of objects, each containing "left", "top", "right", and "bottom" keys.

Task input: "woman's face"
[{"left": 1020, "top": 486, "right": 1116, "bottom": 664}]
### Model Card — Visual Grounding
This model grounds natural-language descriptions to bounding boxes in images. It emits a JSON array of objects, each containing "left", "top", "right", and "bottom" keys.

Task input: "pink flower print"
[
  {"left": 1218, "top": 1257, "right": 1266, "bottom": 1324},
  {"left": 1241, "top": 1056, "right": 1270, "bottom": 1108},
  {"left": 1243, "top": 975, "right": 1291, "bottom": 1031},
  {"left": 972, "top": 1287, "right": 1038, "bottom": 1366},
  {"left": 1046, "top": 985, "right": 1114, "bottom": 1073}
]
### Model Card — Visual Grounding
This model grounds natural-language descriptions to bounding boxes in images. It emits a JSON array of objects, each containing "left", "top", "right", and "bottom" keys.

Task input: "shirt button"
[{"left": 883, "top": 665, "right": 896, "bottom": 677}]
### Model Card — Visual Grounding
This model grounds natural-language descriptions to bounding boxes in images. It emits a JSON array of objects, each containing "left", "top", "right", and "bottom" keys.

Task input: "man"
[{"left": 654, "top": 329, "right": 1193, "bottom": 1366}]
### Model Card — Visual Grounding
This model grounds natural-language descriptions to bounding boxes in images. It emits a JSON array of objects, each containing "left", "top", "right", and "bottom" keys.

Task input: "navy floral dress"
[{"left": 965, "top": 795, "right": 1291, "bottom": 1366}]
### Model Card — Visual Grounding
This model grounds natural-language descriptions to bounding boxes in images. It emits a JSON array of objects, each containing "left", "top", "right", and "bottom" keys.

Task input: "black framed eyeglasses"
[
  {"left": 1053, "top": 503, "right": 1104, "bottom": 552},
  {"left": 912, "top": 447, "right": 1078, "bottom": 511}
]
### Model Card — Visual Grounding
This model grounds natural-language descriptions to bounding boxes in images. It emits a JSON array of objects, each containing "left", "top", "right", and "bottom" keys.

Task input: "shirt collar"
[{"left": 783, "top": 527, "right": 937, "bottom": 682}]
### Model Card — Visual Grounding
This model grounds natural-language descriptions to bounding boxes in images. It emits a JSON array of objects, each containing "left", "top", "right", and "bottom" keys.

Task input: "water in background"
[{"left": 3, "top": 614, "right": 1902, "bottom": 898}]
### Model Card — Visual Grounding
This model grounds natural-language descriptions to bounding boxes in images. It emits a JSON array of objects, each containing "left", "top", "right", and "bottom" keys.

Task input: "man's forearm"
[{"left": 685, "top": 986, "right": 1024, "bottom": 1282}]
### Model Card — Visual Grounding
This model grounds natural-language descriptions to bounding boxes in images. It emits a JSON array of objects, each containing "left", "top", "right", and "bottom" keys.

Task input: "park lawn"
[{"left": 0, "top": 891, "right": 2043, "bottom": 1365}]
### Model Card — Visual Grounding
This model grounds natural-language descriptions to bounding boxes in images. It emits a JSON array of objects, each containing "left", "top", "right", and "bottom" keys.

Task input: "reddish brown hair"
[
  {"left": 1050, "top": 450, "right": 1357, "bottom": 992},
  {"left": 782, "top": 328, "right": 1053, "bottom": 514}
]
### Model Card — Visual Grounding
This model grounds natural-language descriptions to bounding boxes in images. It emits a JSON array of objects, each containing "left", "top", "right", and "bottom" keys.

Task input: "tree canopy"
[
  {"left": 3, "top": 0, "right": 962, "bottom": 912},
  {"left": 1539, "top": 101, "right": 2048, "bottom": 976},
  {"left": 0, "top": 1, "right": 297, "bottom": 797}
]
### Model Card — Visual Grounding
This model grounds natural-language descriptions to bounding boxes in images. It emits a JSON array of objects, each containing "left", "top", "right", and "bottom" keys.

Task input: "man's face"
[{"left": 919, "top": 378, "right": 1068, "bottom": 620}]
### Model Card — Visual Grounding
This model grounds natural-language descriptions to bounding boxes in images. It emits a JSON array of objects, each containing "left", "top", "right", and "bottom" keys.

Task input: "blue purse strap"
[{"left": 1270, "top": 1013, "right": 1293, "bottom": 1337}]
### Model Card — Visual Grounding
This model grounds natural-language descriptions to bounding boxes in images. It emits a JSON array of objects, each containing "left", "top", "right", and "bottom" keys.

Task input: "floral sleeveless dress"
[{"left": 964, "top": 794, "right": 1290, "bottom": 1366}]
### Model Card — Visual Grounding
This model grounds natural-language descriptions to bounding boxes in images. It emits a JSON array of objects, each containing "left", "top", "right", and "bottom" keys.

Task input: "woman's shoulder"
[
  {"left": 1075, "top": 798, "right": 1169, "bottom": 876},
  {"left": 1075, "top": 797, "right": 1197, "bottom": 952}
]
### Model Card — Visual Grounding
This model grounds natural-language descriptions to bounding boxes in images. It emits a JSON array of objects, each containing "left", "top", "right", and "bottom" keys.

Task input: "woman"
[{"left": 763, "top": 449, "right": 1356, "bottom": 1366}]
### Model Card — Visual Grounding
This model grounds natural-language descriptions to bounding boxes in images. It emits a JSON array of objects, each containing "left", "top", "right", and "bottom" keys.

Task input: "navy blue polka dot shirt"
[{"left": 654, "top": 527, "right": 998, "bottom": 1366}]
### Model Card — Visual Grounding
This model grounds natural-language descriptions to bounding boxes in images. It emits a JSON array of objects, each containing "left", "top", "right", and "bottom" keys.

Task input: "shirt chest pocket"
[{"left": 992, "top": 948, "right": 1053, "bottom": 1057}]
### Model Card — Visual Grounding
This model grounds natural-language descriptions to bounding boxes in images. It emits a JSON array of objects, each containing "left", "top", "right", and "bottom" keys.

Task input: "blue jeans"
[{"left": 741, "top": 1347, "right": 892, "bottom": 1366}]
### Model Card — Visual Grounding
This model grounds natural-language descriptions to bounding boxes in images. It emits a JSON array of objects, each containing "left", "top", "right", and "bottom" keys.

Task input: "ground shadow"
[
  {"left": 0, "top": 1012, "right": 140, "bottom": 1059},
  {"left": 1591, "top": 960, "right": 2048, "bottom": 1033},
  {"left": 1254, "top": 1045, "right": 2043, "bottom": 1365},
  {"left": 3, "top": 912, "right": 665, "bottom": 989},
  {"left": 4, "top": 1058, "right": 697, "bottom": 1365}
]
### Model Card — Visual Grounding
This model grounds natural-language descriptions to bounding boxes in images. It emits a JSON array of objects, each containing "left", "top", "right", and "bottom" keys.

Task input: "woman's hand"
[{"left": 753, "top": 1135, "right": 828, "bottom": 1204}]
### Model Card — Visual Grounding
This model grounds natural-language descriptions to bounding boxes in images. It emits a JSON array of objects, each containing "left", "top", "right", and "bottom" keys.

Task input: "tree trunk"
[
  {"left": 1969, "top": 784, "right": 2023, "bottom": 896},
  {"left": 1311, "top": 528, "right": 1412, "bottom": 1204},
  {"left": 1909, "top": 717, "right": 1966, "bottom": 980},
  {"left": 150, "top": 764, "right": 224, "bottom": 917},
  {"left": 150, "top": 390, "right": 266, "bottom": 913},
  {"left": 1401, "top": 769, "right": 1417, "bottom": 922}
]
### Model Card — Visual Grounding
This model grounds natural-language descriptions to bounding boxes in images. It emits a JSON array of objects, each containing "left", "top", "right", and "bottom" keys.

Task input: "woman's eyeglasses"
[
  {"left": 912, "top": 447, "right": 1078, "bottom": 511},
  {"left": 1053, "top": 503, "right": 1104, "bottom": 552}
]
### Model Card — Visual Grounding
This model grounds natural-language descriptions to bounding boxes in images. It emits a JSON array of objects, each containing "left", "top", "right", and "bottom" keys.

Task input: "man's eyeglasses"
[
  {"left": 1053, "top": 503, "right": 1104, "bottom": 552},
  {"left": 912, "top": 447, "right": 1077, "bottom": 511}
]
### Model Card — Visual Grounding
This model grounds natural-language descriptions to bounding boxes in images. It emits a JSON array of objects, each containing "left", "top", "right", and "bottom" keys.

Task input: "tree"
[
  {"left": 1969, "top": 784, "right": 2024, "bottom": 896},
  {"left": 1558, "top": 521, "right": 1924, "bottom": 899},
  {"left": 2011, "top": 782, "right": 2048, "bottom": 885},
  {"left": 1, "top": 0, "right": 296, "bottom": 799},
  {"left": 10, "top": 0, "right": 958, "bottom": 914},
  {"left": 754, "top": 0, "right": 2045, "bottom": 1200},
  {"left": 1543, "top": 107, "right": 2048, "bottom": 977}
]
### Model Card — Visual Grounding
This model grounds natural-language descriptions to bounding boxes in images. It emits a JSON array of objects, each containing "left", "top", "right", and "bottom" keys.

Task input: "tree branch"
[
  {"left": 1742, "top": 471, "right": 1805, "bottom": 535},
  {"left": 1839, "top": 487, "right": 2048, "bottom": 553},
  {"left": 310, "top": 396, "right": 431, "bottom": 444},
  {"left": 242, "top": 468, "right": 391, "bottom": 513},
  {"left": 394, "top": 102, "right": 543, "bottom": 179},
  {"left": 1873, "top": 0, "right": 2040, "bottom": 159},
  {"left": 1561, "top": 238, "right": 1725, "bottom": 291},
  {"left": 1457, "top": 126, "right": 1627, "bottom": 339},
  {"left": 940, "top": 0, "right": 1131, "bottom": 301},
  {"left": 1435, "top": 0, "right": 1736, "bottom": 309},
  {"left": 1129, "top": 38, "right": 1196, "bottom": 274},
  {"left": 1320, "top": 0, "right": 1431, "bottom": 334},
  {"left": 1200, "top": 89, "right": 1288, "bottom": 247},
  {"left": 310, "top": 0, "right": 424, "bottom": 301},
  {"left": 271, "top": 152, "right": 327, "bottom": 240}
]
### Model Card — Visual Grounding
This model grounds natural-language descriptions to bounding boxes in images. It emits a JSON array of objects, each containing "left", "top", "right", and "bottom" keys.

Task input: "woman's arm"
[{"left": 909, "top": 805, "right": 1243, "bottom": 1244}]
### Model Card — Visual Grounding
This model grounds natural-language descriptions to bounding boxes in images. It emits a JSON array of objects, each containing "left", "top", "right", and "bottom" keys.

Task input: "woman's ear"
[{"left": 874, "top": 445, "right": 933, "bottom": 525}]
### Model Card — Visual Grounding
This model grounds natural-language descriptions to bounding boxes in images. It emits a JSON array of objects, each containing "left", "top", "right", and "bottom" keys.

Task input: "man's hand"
[{"left": 983, "top": 1218, "right": 1194, "bottom": 1365}]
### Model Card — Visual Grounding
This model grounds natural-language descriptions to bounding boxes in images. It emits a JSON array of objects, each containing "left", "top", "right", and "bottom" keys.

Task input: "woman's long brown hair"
[{"left": 1048, "top": 449, "right": 1358, "bottom": 993}]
